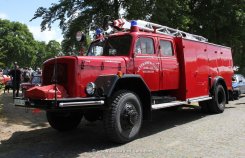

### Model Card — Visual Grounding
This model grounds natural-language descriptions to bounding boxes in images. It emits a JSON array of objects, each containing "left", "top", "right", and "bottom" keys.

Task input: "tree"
[
  {"left": 123, "top": 0, "right": 155, "bottom": 20},
  {"left": 34, "top": 40, "right": 62, "bottom": 68},
  {"left": 0, "top": 19, "right": 37, "bottom": 68},
  {"left": 150, "top": 0, "right": 191, "bottom": 30},
  {"left": 31, "top": 0, "right": 125, "bottom": 32},
  {"left": 31, "top": 0, "right": 125, "bottom": 55},
  {"left": 32, "top": 0, "right": 244, "bottom": 73},
  {"left": 61, "top": 17, "right": 90, "bottom": 55},
  {"left": 45, "top": 40, "right": 61, "bottom": 59},
  {"left": 35, "top": 41, "right": 46, "bottom": 68},
  {"left": 186, "top": 0, "right": 245, "bottom": 73}
]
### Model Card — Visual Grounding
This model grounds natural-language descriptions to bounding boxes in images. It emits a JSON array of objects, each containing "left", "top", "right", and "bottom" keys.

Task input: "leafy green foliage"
[
  {"left": 0, "top": 19, "right": 61, "bottom": 69},
  {"left": 31, "top": 0, "right": 126, "bottom": 55},
  {"left": 0, "top": 19, "right": 36, "bottom": 68},
  {"left": 32, "top": 0, "right": 244, "bottom": 73},
  {"left": 46, "top": 40, "right": 61, "bottom": 59},
  {"left": 186, "top": 0, "right": 244, "bottom": 73}
]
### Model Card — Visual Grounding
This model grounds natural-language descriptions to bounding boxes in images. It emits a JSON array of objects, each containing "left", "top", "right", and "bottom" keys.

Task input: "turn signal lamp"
[{"left": 117, "top": 71, "right": 123, "bottom": 78}]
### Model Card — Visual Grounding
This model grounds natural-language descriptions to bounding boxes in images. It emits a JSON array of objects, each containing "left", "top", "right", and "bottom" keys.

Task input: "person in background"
[
  {"left": 3, "top": 68, "right": 10, "bottom": 75},
  {"left": 36, "top": 67, "right": 42, "bottom": 75},
  {"left": 32, "top": 67, "right": 42, "bottom": 77},
  {"left": 8, "top": 62, "right": 21, "bottom": 98},
  {"left": 22, "top": 67, "right": 31, "bottom": 82}
]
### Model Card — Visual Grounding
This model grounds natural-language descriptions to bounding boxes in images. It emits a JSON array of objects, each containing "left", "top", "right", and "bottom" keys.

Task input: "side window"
[
  {"left": 159, "top": 40, "right": 173, "bottom": 56},
  {"left": 88, "top": 41, "right": 105, "bottom": 56},
  {"left": 90, "top": 45, "right": 103, "bottom": 56},
  {"left": 135, "top": 37, "right": 154, "bottom": 55}
]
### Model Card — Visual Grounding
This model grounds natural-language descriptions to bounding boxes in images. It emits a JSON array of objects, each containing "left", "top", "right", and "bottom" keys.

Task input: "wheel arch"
[
  {"left": 95, "top": 74, "right": 152, "bottom": 120},
  {"left": 212, "top": 76, "right": 229, "bottom": 103}
]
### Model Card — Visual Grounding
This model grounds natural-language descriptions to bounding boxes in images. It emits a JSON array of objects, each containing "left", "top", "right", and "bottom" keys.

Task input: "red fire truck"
[{"left": 14, "top": 19, "right": 234, "bottom": 143}]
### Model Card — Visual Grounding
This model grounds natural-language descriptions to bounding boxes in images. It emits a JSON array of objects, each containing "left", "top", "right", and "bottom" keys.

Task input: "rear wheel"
[
  {"left": 104, "top": 90, "right": 142, "bottom": 143},
  {"left": 233, "top": 90, "right": 240, "bottom": 100},
  {"left": 209, "top": 84, "right": 226, "bottom": 113},
  {"left": 46, "top": 111, "right": 83, "bottom": 131}
]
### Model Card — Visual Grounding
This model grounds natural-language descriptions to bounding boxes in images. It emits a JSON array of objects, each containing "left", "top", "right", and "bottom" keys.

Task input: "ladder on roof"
[{"left": 132, "top": 20, "right": 208, "bottom": 42}]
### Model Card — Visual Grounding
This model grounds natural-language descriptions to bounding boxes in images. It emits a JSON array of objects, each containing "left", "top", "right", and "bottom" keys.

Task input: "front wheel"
[
  {"left": 104, "top": 90, "right": 142, "bottom": 143},
  {"left": 46, "top": 111, "right": 83, "bottom": 131}
]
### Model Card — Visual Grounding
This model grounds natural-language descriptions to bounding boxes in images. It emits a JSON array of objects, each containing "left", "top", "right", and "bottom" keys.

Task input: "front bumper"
[{"left": 14, "top": 97, "right": 105, "bottom": 110}]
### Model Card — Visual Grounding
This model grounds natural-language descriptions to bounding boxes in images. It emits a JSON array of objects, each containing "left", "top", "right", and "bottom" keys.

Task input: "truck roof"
[{"left": 106, "top": 31, "right": 231, "bottom": 49}]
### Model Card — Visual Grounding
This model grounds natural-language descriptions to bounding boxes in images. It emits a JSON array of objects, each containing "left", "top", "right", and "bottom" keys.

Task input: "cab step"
[
  {"left": 151, "top": 101, "right": 186, "bottom": 110},
  {"left": 151, "top": 96, "right": 176, "bottom": 104},
  {"left": 151, "top": 96, "right": 212, "bottom": 110}
]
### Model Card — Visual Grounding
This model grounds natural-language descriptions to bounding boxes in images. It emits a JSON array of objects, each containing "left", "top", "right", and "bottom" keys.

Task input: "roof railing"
[{"left": 132, "top": 20, "right": 208, "bottom": 42}]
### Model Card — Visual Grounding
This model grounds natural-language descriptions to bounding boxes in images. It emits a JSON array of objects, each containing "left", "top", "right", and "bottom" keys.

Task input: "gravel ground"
[{"left": 0, "top": 91, "right": 245, "bottom": 158}]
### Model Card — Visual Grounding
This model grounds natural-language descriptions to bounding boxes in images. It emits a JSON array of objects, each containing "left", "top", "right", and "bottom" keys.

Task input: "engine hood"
[
  {"left": 77, "top": 56, "right": 128, "bottom": 71},
  {"left": 76, "top": 56, "right": 129, "bottom": 97},
  {"left": 39, "top": 56, "right": 130, "bottom": 98}
]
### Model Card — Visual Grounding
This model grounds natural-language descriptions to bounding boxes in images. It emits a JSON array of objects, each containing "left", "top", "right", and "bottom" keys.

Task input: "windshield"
[{"left": 87, "top": 35, "right": 132, "bottom": 56}]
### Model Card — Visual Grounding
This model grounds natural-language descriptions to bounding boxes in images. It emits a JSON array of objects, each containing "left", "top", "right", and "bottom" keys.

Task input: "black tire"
[
  {"left": 209, "top": 84, "right": 226, "bottom": 113},
  {"left": 84, "top": 110, "right": 102, "bottom": 122},
  {"left": 233, "top": 90, "right": 240, "bottom": 100},
  {"left": 46, "top": 111, "right": 83, "bottom": 131},
  {"left": 104, "top": 90, "right": 142, "bottom": 143}
]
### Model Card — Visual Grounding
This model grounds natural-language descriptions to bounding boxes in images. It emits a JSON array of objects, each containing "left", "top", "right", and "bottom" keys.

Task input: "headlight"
[{"left": 86, "top": 82, "right": 96, "bottom": 95}]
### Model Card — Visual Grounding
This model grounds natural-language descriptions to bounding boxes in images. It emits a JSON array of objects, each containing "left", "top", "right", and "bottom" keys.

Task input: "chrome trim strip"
[
  {"left": 152, "top": 101, "right": 186, "bottom": 110},
  {"left": 59, "top": 100, "right": 104, "bottom": 107},
  {"left": 187, "top": 96, "right": 212, "bottom": 103}
]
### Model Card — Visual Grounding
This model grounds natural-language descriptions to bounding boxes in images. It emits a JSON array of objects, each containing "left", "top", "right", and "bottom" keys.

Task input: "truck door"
[
  {"left": 134, "top": 36, "right": 160, "bottom": 91},
  {"left": 158, "top": 39, "right": 179, "bottom": 90}
]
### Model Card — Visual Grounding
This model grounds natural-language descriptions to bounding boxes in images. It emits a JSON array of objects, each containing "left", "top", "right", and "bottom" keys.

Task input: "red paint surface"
[{"left": 26, "top": 30, "right": 233, "bottom": 101}]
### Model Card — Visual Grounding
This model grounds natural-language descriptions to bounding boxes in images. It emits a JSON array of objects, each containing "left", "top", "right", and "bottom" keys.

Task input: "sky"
[{"left": 0, "top": 0, "right": 63, "bottom": 43}]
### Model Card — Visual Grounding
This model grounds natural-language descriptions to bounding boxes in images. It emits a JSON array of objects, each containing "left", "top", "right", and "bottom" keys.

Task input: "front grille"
[{"left": 43, "top": 63, "right": 68, "bottom": 88}]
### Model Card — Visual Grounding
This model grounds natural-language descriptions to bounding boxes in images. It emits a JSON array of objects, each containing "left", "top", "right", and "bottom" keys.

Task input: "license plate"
[{"left": 14, "top": 99, "right": 26, "bottom": 106}]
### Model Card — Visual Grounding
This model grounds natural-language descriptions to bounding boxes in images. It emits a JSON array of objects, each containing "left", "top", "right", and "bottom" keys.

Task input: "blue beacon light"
[
  {"left": 131, "top": 20, "right": 137, "bottom": 27},
  {"left": 96, "top": 28, "right": 102, "bottom": 35},
  {"left": 130, "top": 20, "right": 139, "bottom": 32}
]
